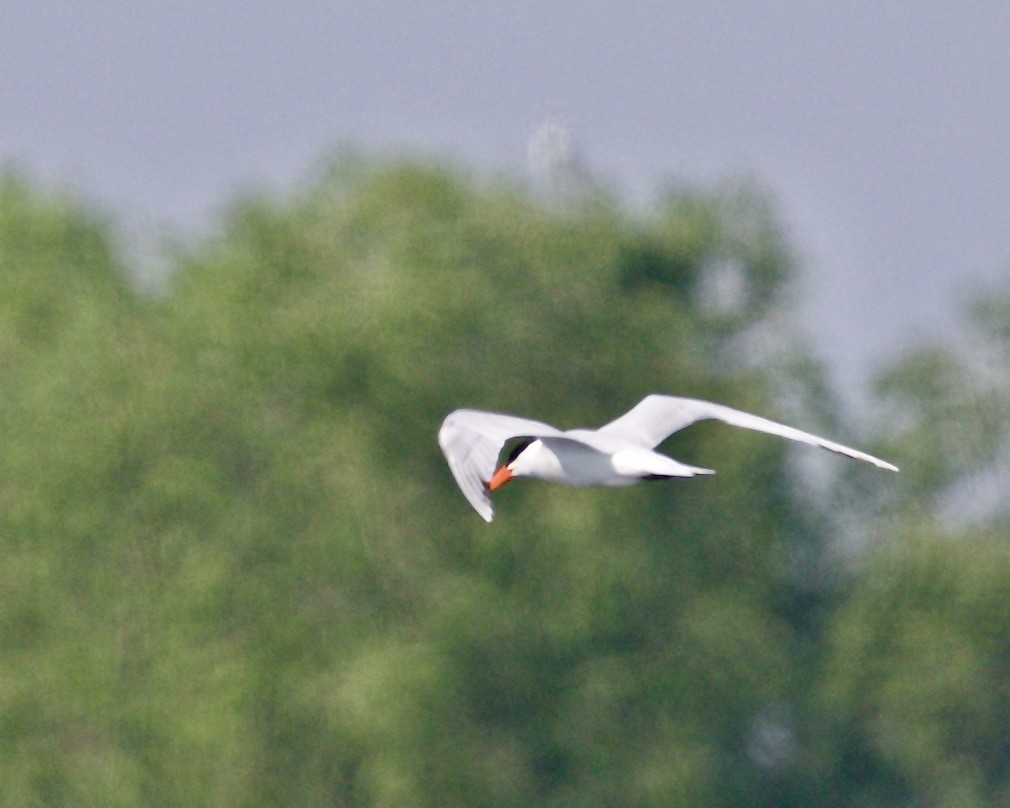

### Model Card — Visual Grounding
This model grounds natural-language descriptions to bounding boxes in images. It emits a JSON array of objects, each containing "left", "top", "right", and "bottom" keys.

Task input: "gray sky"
[{"left": 3, "top": 2, "right": 1009, "bottom": 395}]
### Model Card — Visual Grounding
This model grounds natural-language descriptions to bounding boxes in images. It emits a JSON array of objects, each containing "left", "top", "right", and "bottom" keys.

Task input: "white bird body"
[
  {"left": 506, "top": 435, "right": 711, "bottom": 488},
  {"left": 438, "top": 394, "right": 897, "bottom": 522}
]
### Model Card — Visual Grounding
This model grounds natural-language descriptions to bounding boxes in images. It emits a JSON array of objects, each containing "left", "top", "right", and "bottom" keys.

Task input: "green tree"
[
  {"left": 815, "top": 283, "right": 1010, "bottom": 807},
  {"left": 0, "top": 158, "right": 889, "bottom": 805}
]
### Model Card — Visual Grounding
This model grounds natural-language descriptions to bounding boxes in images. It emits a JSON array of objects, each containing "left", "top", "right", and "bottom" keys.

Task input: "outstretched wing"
[
  {"left": 598, "top": 395, "right": 898, "bottom": 471},
  {"left": 438, "top": 409, "right": 565, "bottom": 521}
]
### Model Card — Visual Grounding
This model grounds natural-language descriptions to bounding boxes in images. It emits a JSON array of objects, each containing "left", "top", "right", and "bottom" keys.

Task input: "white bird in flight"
[{"left": 438, "top": 394, "right": 897, "bottom": 521}]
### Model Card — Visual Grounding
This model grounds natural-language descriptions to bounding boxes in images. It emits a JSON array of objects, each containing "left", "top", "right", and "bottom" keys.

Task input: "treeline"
[{"left": 0, "top": 159, "right": 1007, "bottom": 806}]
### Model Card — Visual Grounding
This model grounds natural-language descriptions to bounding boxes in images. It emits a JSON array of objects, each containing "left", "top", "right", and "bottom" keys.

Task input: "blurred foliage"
[
  {"left": 873, "top": 296, "right": 1010, "bottom": 518},
  {"left": 813, "top": 282, "right": 1010, "bottom": 808},
  {"left": 0, "top": 156, "right": 1002, "bottom": 806},
  {"left": 818, "top": 528, "right": 1010, "bottom": 808}
]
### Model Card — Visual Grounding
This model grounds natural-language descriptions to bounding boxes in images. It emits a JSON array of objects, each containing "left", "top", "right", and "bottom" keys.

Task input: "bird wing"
[
  {"left": 598, "top": 394, "right": 898, "bottom": 471},
  {"left": 438, "top": 409, "right": 566, "bottom": 521}
]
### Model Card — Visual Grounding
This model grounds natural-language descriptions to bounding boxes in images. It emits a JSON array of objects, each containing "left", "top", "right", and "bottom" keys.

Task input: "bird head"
[{"left": 489, "top": 439, "right": 544, "bottom": 490}]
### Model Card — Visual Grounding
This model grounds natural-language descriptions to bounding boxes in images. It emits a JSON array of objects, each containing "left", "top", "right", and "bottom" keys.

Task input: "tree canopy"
[{"left": 0, "top": 157, "right": 1004, "bottom": 806}]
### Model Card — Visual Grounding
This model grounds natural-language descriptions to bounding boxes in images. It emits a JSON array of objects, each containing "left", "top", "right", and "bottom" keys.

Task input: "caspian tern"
[{"left": 438, "top": 394, "right": 897, "bottom": 521}]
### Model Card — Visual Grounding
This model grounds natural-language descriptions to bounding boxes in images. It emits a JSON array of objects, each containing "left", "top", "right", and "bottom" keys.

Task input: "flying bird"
[{"left": 438, "top": 394, "right": 897, "bottom": 521}]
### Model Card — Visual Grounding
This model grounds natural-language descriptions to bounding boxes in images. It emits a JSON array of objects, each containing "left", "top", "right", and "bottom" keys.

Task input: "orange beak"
[{"left": 488, "top": 465, "right": 514, "bottom": 491}]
